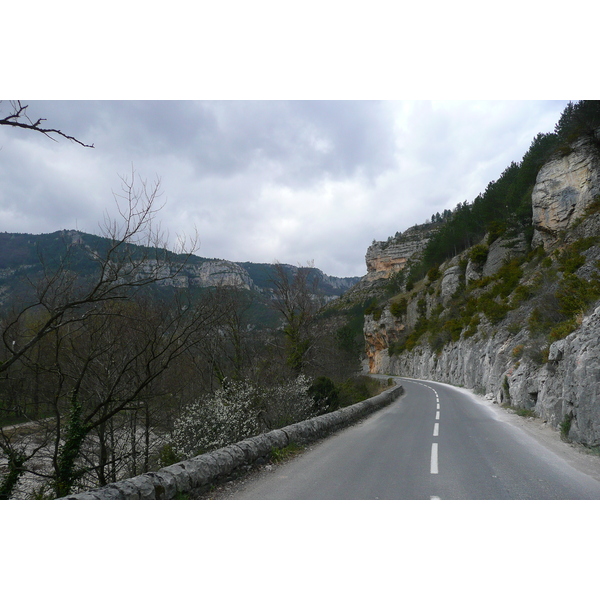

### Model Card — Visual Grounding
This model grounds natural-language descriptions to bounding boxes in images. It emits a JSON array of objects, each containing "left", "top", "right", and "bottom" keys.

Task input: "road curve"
[{"left": 223, "top": 377, "right": 600, "bottom": 500}]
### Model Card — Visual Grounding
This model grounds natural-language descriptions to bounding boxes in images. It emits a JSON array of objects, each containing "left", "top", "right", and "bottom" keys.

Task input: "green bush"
[
  {"left": 158, "top": 444, "right": 182, "bottom": 468},
  {"left": 558, "top": 248, "right": 586, "bottom": 274},
  {"left": 557, "top": 274, "right": 600, "bottom": 319},
  {"left": 427, "top": 265, "right": 441, "bottom": 281},
  {"left": 548, "top": 319, "right": 578, "bottom": 342},
  {"left": 506, "top": 322, "right": 521, "bottom": 335},
  {"left": 512, "top": 284, "right": 535, "bottom": 303},
  {"left": 385, "top": 270, "right": 405, "bottom": 294},
  {"left": 364, "top": 300, "right": 383, "bottom": 320},
  {"left": 526, "top": 343, "right": 550, "bottom": 365},
  {"left": 337, "top": 376, "right": 387, "bottom": 407},
  {"left": 528, "top": 306, "right": 555, "bottom": 335},
  {"left": 492, "top": 259, "right": 524, "bottom": 298},
  {"left": 584, "top": 196, "right": 600, "bottom": 218},
  {"left": 444, "top": 319, "right": 464, "bottom": 342},
  {"left": 469, "top": 244, "right": 489, "bottom": 266},
  {"left": 560, "top": 414, "right": 573, "bottom": 440},
  {"left": 309, "top": 376, "right": 340, "bottom": 412},
  {"left": 513, "top": 407, "right": 536, "bottom": 418},
  {"left": 558, "top": 238, "right": 598, "bottom": 274},
  {"left": 488, "top": 221, "right": 507, "bottom": 244},
  {"left": 390, "top": 297, "right": 408, "bottom": 318},
  {"left": 270, "top": 442, "right": 304, "bottom": 463},
  {"left": 463, "top": 314, "right": 480, "bottom": 338},
  {"left": 479, "top": 297, "right": 510, "bottom": 324},
  {"left": 388, "top": 339, "right": 406, "bottom": 355}
]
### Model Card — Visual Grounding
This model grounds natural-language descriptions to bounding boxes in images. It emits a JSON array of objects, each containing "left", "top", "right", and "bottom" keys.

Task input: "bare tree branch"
[{"left": 0, "top": 100, "right": 94, "bottom": 148}]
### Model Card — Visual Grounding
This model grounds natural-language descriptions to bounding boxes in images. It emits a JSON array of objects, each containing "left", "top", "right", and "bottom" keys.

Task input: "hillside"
[
  {"left": 0, "top": 229, "right": 359, "bottom": 329},
  {"left": 349, "top": 101, "right": 600, "bottom": 446}
]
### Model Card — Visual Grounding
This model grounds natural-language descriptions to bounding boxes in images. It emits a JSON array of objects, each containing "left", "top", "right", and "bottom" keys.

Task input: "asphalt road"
[{"left": 224, "top": 377, "right": 600, "bottom": 500}]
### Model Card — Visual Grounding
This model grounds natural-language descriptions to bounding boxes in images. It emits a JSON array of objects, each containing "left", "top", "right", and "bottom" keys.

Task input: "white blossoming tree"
[{"left": 170, "top": 375, "right": 320, "bottom": 459}]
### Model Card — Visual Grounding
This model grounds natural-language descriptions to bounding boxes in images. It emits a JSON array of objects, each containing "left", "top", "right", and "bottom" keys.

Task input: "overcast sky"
[{"left": 0, "top": 100, "right": 571, "bottom": 277}]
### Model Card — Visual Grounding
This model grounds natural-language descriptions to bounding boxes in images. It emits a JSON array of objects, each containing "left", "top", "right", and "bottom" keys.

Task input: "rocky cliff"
[
  {"left": 364, "top": 224, "right": 436, "bottom": 282},
  {"left": 344, "top": 224, "right": 438, "bottom": 300},
  {"left": 363, "top": 129, "right": 600, "bottom": 446},
  {"left": 532, "top": 135, "right": 600, "bottom": 250}
]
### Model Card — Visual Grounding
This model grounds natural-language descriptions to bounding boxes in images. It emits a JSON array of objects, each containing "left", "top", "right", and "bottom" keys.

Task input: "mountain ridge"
[{"left": 0, "top": 229, "right": 360, "bottom": 330}]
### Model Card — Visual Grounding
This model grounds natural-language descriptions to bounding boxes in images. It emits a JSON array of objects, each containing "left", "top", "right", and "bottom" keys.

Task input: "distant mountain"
[{"left": 0, "top": 230, "right": 360, "bottom": 328}]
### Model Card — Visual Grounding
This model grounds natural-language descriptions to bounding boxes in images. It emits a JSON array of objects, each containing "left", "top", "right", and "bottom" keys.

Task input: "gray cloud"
[{"left": 0, "top": 100, "right": 569, "bottom": 276}]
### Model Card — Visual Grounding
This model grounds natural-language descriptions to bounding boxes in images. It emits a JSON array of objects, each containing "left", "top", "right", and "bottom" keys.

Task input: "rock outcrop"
[
  {"left": 190, "top": 260, "right": 255, "bottom": 289},
  {"left": 482, "top": 234, "right": 528, "bottom": 278},
  {"left": 353, "top": 224, "right": 438, "bottom": 293},
  {"left": 366, "top": 226, "right": 435, "bottom": 279},
  {"left": 532, "top": 133, "right": 600, "bottom": 250}
]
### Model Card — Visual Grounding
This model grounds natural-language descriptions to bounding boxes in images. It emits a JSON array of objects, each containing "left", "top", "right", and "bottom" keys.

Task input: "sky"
[{"left": 0, "top": 99, "right": 571, "bottom": 277}]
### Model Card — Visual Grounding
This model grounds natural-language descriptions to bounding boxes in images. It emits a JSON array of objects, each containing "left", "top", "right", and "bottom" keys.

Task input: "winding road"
[{"left": 224, "top": 377, "right": 600, "bottom": 500}]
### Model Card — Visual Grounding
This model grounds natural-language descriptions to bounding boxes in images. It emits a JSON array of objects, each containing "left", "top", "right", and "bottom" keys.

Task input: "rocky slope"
[{"left": 362, "top": 129, "right": 600, "bottom": 446}]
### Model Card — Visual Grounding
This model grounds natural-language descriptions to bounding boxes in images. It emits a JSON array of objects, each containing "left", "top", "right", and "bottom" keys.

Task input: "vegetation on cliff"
[
  {"left": 400, "top": 101, "right": 600, "bottom": 285},
  {"left": 362, "top": 101, "right": 600, "bottom": 348}
]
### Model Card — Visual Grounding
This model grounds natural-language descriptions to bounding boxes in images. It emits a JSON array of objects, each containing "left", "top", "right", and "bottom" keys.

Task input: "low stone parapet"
[{"left": 61, "top": 384, "right": 403, "bottom": 500}]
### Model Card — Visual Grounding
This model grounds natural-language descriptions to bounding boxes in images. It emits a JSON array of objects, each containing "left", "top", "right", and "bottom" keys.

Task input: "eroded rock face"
[
  {"left": 539, "top": 305, "right": 600, "bottom": 444},
  {"left": 189, "top": 260, "right": 254, "bottom": 289},
  {"left": 440, "top": 266, "right": 461, "bottom": 304},
  {"left": 532, "top": 135, "right": 600, "bottom": 249},
  {"left": 363, "top": 225, "right": 435, "bottom": 284},
  {"left": 363, "top": 309, "right": 405, "bottom": 373},
  {"left": 482, "top": 234, "right": 528, "bottom": 278}
]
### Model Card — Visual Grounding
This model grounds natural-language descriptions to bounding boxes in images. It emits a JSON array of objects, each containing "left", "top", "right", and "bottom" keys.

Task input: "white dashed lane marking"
[
  {"left": 400, "top": 378, "right": 442, "bottom": 486},
  {"left": 430, "top": 443, "right": 439, "bottom": 474}
]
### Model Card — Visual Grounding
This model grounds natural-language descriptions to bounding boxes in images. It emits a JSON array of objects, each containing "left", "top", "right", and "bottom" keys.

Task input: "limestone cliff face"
[
  {"left": 133, "top": 260, "right": 360, "bottom": 296},
  {"left": 190, "top": 260, "right": 254, "bottom": 289},
  {"left": 358, "top": 225, "right": 437, "bottom": 290},
  {"left": 532, "top": 133, "right": 600, "bottom": 249},
  {"left": 133, "top": 258, "right": 255, "bottom": 290},
  {"left": 320, "top": 273, "right": 361, "bottom": 291},
  {"left": 363, "top": 133, "right": 600, "bottom": 446},
  {"left": 364, "top": 308, "right": 405, "bottom": 372}
]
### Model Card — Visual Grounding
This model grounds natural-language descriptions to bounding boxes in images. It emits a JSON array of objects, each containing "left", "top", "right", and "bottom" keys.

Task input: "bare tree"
[
  {"left": 0, "top": 173, "right": 228, "bottom": 497},
  {"left": 269, "top": 262, "right": 324, "bottom": 375}
]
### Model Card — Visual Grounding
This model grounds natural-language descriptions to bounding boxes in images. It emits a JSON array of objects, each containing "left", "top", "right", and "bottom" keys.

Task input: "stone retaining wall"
[{"left": 61, "top": 384, "right": 403, "bottom": 500}]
